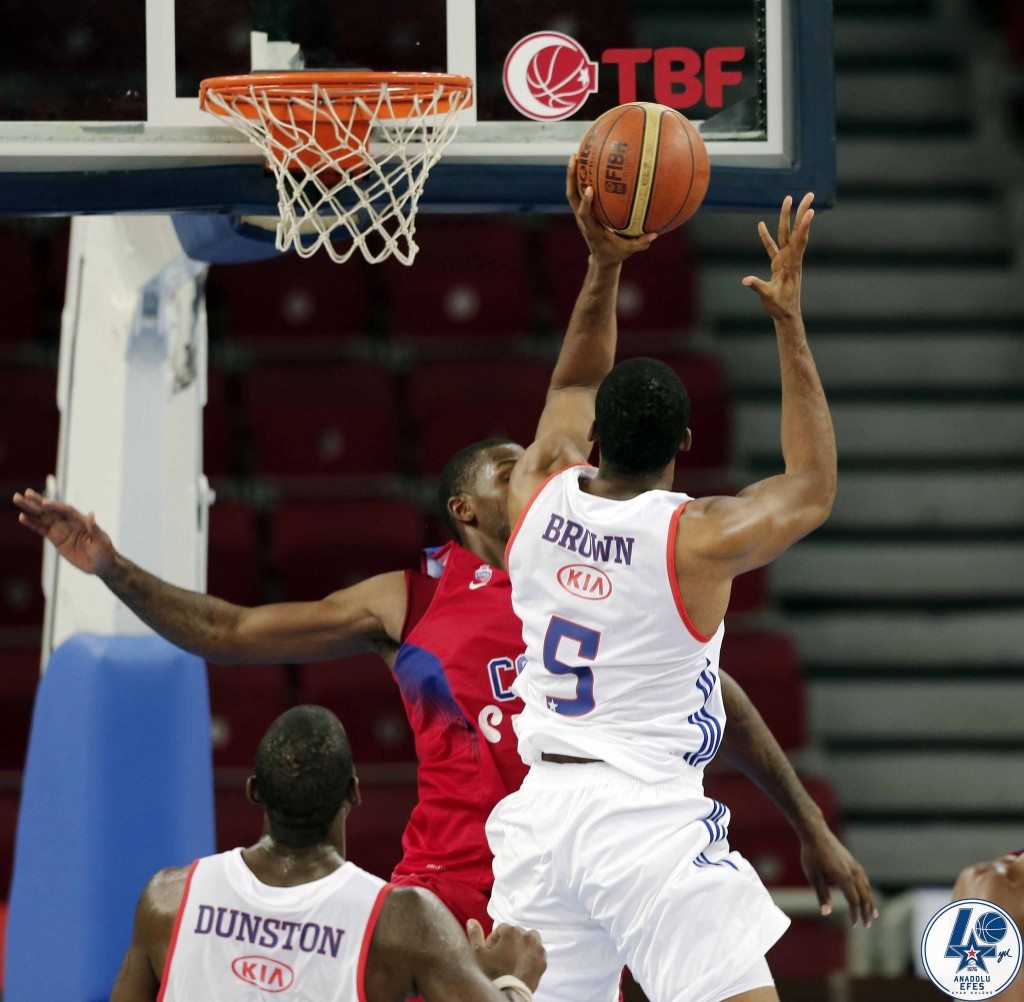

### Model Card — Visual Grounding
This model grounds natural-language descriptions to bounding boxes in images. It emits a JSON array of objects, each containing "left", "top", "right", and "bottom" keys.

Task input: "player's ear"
[
  {"left": 245, "top": 776, "right": 261, "bottom": 806},
  {"left": 588, "top": 419, "right": 598, "bottom": 444},
  {"left": 448, "top": 493, "right": 475, "bottom": 528},
  {"left": 347, "top": 775, "right": 361, "bottom": 808},
  {"left": 679, "top": 428, "right": 692, "bottom": 454}
]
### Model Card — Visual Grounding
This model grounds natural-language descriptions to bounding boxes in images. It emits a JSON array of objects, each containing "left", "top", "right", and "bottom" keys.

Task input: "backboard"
[{"left": 0, "top": 0, "right": 834, "bottom": 214}]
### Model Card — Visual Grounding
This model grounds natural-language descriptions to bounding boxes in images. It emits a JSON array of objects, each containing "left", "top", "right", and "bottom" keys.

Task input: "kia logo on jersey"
[
  {"left": 231, "top": 955, "right": 295, "bottom": 993},
  {"left": 503, "top": 31, "right": 599, "bottom": 121},
  {"left": 557, "top": 564, "right": 613, "bottom": 601}
]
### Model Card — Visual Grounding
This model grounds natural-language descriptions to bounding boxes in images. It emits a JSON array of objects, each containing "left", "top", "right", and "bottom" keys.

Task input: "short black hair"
[
  {"left": 594, "top": 358, "right": 691, "bottom": 476},
  {"left": 437, "top": 437, "right": 518, "bottom": 536},
  {"left": 253, "top": 706, "right": 354, "bottom": 849}
]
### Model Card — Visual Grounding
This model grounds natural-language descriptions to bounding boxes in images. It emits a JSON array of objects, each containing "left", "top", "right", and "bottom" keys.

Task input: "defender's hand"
[
  {"left": 742, "top": 192, "right": 815, "bottom": 320},
  {"left": 13, "top": 488, "right": 117, "bottom": 577},
  {"left": 566, "top": 154, "right": 656, "bottom": 267},
  {"left": 799, "top": 820, "right": 878, "bottom": 927},
  {"left": 467, "top": 919, "right": 546, "bottom": 992}
]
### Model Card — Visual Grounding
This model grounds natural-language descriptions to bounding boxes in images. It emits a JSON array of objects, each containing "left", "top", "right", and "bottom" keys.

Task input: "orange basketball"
[{"left": 576, "top": 103, "right": 710, "bottom": 237}]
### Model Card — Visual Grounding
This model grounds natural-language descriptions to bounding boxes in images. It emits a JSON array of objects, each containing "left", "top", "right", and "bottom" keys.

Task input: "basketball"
[
  {"left": 576, "top": 102, "right": 710, "bottom": 237},
  {"left": 976, "top": 911, "right": 1008, "bottom": 944}
]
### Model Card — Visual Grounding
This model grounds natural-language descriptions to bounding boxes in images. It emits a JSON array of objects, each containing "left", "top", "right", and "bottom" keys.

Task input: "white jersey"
[
  {"left": 160, "top": 848, "right": 389, "bottom": 1001},
  {"left": 507, "top": 464, "right": 725, "bottom": 784}
]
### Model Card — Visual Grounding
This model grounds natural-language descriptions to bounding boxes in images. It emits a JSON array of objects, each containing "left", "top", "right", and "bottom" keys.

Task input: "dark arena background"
[{"left": 1, "top": 0, "right": 1023, "bottom": 999}]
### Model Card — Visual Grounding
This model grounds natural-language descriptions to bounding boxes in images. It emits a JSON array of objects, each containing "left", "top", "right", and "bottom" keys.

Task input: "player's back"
[
  {"left": 161, "top": 848, "right": 388, "bottom": 1001},
  {"left": 507, "top": 464, "right": 725, "bottom": 784}
]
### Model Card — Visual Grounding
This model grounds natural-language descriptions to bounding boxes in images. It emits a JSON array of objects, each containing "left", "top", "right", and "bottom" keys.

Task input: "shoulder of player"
[
  {"left": 321, "top": 570, "right": 410, "bottom": 644},
  {"left": 513, "top": 434, "right": 586, "bottom": 482},
  {"left": 135, "top": 865, "right": 191, "bottom": 937},
  {"left": 675, "top": 494, "right": 754, "bottom": 559},
  {"left": 373, "top": 885, "right": 448, "bottom": 945}
]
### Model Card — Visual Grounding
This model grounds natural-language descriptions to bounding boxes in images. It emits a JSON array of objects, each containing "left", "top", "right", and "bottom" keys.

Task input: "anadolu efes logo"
[
  {"left": 231, "top": 955, "right": 295, "bottom": 993},
  {"left": 557, "top": 564, "right": 613, "bottom": 601},
  {"left": 503, "top": 32, "right": 599, "bottom": 121}
]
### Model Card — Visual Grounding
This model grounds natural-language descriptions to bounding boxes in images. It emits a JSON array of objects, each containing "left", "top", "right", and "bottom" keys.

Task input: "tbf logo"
[
  {"left": 921, "top": 899, "right": 1022, "bottom": 999},
  {"left": 503, "top": 31, "right": 599, "bottom": 121}
]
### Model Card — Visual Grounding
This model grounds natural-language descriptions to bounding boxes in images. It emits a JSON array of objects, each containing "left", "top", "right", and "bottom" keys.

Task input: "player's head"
[
  {"left": 439, "top": 438, "right": 524, "bottom": 546},
  {"left": 248, "top": 706, "right": 357, "bottom": 850},
  {"left": 594, "top": 358, "right": 691, "bottom": 479}
]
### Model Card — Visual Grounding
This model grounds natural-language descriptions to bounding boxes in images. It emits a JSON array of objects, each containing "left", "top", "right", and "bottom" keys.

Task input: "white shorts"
[{"left": 486, "top": 761, "right": 789, "bottom": 1002}]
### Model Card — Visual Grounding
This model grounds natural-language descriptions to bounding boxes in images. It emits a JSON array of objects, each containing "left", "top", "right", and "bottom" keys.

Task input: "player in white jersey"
[
  {"left": 111, "top": 705, "right": 545, "bottom": 1001},
  {"left": 488, "top": 193, "right": 873, "bottom": 1002}
]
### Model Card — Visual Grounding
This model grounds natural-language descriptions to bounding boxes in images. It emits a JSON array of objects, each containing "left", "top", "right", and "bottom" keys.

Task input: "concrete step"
[
  {"left": 847, "top": 821, "right": 1021, "bottom": 885},
  {"left": 830, "top": 751, "right": 1024, "bottom": 813},
  {"left": 837, "top": 137, "right": 1021, "bottom": 187},
  {"left": 773, "top": 542, "right": 1024, "bottom": 600},
  {"left": 827, "top": 471, "right": 1024, "bottom": 531},
  {"left": 692, "top": 202, "right": 1010, "bottom": 258},
  {"left": 736, "top": 401, "right": 1024, "bottom": 461},
  {"left": 808, "top": 679, "right": 1024, "bottom": 740},
  {"left": 837, "top": 70, "right": 970, "bottom": 125},
  {"left": 717, "top": 334, "right": 1024, "bottom": 390},
  {"left": 789, "top": 609, "right": 1024, "bottom": 668},
  {"left": 701, "top": 266, "right": 1024, "bottom": 322}
]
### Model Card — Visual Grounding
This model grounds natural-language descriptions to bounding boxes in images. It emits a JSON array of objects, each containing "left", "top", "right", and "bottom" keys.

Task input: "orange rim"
[{"left": 199, "top": 71, "right": 473, "bottom": 121}]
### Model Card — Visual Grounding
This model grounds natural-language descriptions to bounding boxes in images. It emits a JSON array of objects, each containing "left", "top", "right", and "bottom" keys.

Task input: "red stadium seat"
[
  {"left": 206, "top": 502, "right": 263, "bottom": 606},
  {"left": 542, "top": 220, "right": 699, "bottom": 336},
  {"left": 382, "top": 218, "right": 532, "bottom": 341},
  {"left": 768, "top": 919, "right": 846, "bottom": 979},
  {"left": 345, "top": 782, "right": 420, "bottom": 880},
  {"left": 215, "top": 785, "right": 263, "bottom": 854},
  {"left": 246, "top": 362, "right": 400, "bottom": 478},
  {"left": 207, "top": 254, "right": 372, "bottom": 341},
  {"left": 270, "top": 498, "right": 427, "bottom": 598},
  {"left": 203, "top": 367, "right": 233, "bottom": 479},
  {"left": 300, "top": 655, "right": 415, "bottom": 764},
  {"left": 720, "top": 632, "right": 806, "bottom": 751},
  {"left": 0, "top": 229, "right": 39, "bottom": 343},
  {"left": 704, "top": 773, "right": 839, "bottom": 887},
  {"left": 409, "top": 359, "right": 552, "bottom": 474},
  {"left": 208, "top": 663, "right": 290, "bottom": 769},
  {"left": 0, "top": 366, "right": 58, "bottom": 486},
  {"left": 0, "top": 515, "right": 44, "bottom": 628},
  {"left": 0, "top": 648, "right": 40, "bottom": 769},
  {"left": 0, "top": 791, "right": 19, "bottom": 901}
]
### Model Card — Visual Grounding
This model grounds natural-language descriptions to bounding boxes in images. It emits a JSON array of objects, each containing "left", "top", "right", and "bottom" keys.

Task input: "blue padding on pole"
[{"left": 5, "top": 634, "right": 214, "bottom": 1002}]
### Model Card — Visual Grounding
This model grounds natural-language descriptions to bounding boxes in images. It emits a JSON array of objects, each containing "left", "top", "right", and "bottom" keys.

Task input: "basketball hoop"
[{"left": 199, "top": 72, "right": 473, "bottom": 265}]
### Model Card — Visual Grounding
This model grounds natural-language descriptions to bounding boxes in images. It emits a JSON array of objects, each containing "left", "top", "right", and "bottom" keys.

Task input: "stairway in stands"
[{"left": 689, "top": 0, "right": 1024, "bottom": 888}]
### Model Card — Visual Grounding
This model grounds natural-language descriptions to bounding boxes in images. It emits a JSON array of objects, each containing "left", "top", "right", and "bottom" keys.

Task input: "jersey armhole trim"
[
  {"left": 155, "top": 859, "right": 199, "bottom": 1002},
  {"left": 504, "top": 463, "right": 588, "bottom": 570},
  {"left": 667, "top": 501, "right": 715, "bottom": 644},
  {"left": 357, "top": 882, "right": 395, "bottom": 1002}
]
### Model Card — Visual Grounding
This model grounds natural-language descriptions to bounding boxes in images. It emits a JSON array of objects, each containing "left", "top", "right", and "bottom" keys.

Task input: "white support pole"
[{"left": 44, "top": 216, "right": 213, "bottom": 663}]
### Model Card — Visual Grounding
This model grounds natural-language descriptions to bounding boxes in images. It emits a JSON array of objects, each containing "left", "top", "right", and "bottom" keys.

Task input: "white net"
[{"left": 201, "top": 75, "right": 473, "bottom": 265}]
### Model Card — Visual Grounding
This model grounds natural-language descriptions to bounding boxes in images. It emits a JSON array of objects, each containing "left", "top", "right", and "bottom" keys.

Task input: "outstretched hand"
[
  {"left": 12, "top": 488, "right": 116, "bottom": 577},
  {"left": 799, "top": 820, "right": 878, "bottom": 928},
  {"left": 742, "top": 192, "right": 815, "bottom": 320},
  {"left": 566, "top": 154, "right": 656, "bottom": 267}
]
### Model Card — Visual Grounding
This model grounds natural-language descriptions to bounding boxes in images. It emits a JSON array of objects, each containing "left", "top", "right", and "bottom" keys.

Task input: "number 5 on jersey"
[{"left": 543, "top": 617, "right": 601, "bottom": 717}]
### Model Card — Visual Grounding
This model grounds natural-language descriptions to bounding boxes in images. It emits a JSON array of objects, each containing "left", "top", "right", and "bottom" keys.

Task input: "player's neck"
[
  {"left": 585, "top": 466, "right": 671, "bottom": 500},
  {"left": 240, "top": 834, "right": 347, "bottom": 888},
  {"left": 460, "top": 530, "right": 506, "bottom": 571}
]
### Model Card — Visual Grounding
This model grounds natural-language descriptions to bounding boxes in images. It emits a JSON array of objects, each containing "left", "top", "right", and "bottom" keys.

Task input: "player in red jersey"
[{"left": 14, "top": 161, "right": 875, "bottom": 933}]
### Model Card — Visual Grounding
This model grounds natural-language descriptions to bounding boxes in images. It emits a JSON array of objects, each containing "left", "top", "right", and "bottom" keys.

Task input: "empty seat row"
[{"left": 207, "top": 218, "right": 699, "bottom": 343}]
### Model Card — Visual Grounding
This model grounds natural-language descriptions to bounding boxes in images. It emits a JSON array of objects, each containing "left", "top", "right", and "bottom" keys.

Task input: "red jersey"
[{"left": 391, "top": 541, "right": 528, "bottom": 893}]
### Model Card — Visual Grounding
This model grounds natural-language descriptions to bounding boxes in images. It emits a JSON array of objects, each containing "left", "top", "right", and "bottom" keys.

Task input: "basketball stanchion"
[{"left": 199, "top": 72, "right": 473, "bottom": 265}]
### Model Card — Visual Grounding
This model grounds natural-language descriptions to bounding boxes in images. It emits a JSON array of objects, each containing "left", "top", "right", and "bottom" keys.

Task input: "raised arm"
[
  {"left": 13, "top": 489, "right": 407, "bottom": 665},
  {"left": 365, "top": 886, "right": 545, "bottom": 1001},
  {"left": 719, "top": 670, "right": 876, "bottom": 927},
  {"left": 509, "top": 157, "right": 654, "bottom": 523},
  {"left": 676, "top": 194, "right": 836, "bottom": 632}
]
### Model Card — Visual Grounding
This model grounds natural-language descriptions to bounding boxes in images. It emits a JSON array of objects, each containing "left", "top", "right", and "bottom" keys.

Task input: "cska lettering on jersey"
[
  {"left": 541, "top": 513, "right": 635, "bottom": 565},
  {"left": 194, "top": 905, "right": 346, "bottom": 957}
]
